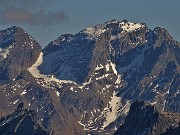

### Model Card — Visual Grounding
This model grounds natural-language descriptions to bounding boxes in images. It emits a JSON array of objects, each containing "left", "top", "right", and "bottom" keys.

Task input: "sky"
[{"left": 0, "top": 0, "right": 179, "bottom": 48}]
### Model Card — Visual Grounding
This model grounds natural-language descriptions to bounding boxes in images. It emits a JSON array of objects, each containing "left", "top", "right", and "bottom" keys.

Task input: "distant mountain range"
[{"left": 0, "top": 19, "right": 179, "bottom": 135}]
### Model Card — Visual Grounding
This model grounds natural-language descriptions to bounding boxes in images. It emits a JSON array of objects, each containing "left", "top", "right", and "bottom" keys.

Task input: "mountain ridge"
[
  {"left": 114, "top": 101, "right": 180, "bottom": 135},
  {"left": 0, "top": 19, "right": 180, "bottom": 135}
]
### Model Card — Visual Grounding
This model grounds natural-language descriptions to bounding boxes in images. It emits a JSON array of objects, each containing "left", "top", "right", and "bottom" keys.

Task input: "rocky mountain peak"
[
  {"left": 153, "top": 27, "right": 174, "bottom": 42},
  {"left": 43, "top": 34, "right": 74, "bottom": 55},
  {"left": 81, "top": 19, "right": 147, "bottom": 39},
  {"left": 0, "top": 19, "right": 179, "bottom": 135},
  {"left": 0, "top": 26, "right": 41, "bottom": 81},
  {"left": 35, "top": 19, "right": 180, "bottom": 85}
]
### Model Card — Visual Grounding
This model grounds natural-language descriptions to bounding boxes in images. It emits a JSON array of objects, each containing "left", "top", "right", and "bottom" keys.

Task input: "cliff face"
[
  {"left": 161, "top": 123, "right": 180, "bottom": 135},
  {"left": 0, "top": 19, "right": 179, "bottom": 135},
  {"left": 0, "top": 26, "right": 41, "bottom": 81},
  {"left": 114, "top": 101, "right": 180, "bottom": 135},
  {"left": 0, "top": 103, "right": 50, "bottom": 135}
]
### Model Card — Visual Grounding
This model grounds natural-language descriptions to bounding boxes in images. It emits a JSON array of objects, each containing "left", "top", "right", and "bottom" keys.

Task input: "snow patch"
[
  {"left": 95, "top": 64, "right": 104, "bottom": 71},
  {"left": 120, "top": 22, "right": 145, "bottom": 32},
  {"left": 11, "top": 99, "right": 19, "bottom": 105},
  {"left": 150, "top": 101, "right": 157, "bottom": 105},
  {"left": 84, "top": 27, "right": 106, "bottom": 37},
  {"left": 105, "top": 63, "right": 110, "bottom": 71},
  {"left": 0, "top": 45, "right": 13, "bottom": 59},
  {"left": 70, "top": 87, "right": 74, "bottom": 91},
  {"left": 110, "top": 62, "right": 117, "bottom": 75},
  {"left": 106, "top": 85, "right": 111, "bottom": 89},
  {"left": 78, "top": 121, "right": 89, "bottom": 131},
  {"left": 55, "top": 91, "right": 60, "bottom": 97},
  {"left": 115, "top": 75, "right": 121, "bottom": 84},
  {"left": 101, "top": 91, "right": 130, "bottom": 129},
  {"left": 162, "top": 100, "right": 166, "bottom": 111},
  {"left": 28, "top": 52, "right": 77, "bottom": 85},
  {"left": 21, "top": 90, "right": 27, "bottom": 95},
  {"left": 96, "top": 74, "right": 110, "bottom": 80},
  {"left": 79, "top": 77, "right": 93, "bottom": 89}
]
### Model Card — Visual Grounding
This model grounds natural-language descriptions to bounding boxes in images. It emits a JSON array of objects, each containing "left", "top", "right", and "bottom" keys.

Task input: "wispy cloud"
[
  {"left": 0, "top": 0, "right": 68, "bottom": 26},
  {"left": 0, "top": 0, "right": 51, "bottom": 6},
  {"left": 0, "top": 7, "right": 68, "bottom": 26}
]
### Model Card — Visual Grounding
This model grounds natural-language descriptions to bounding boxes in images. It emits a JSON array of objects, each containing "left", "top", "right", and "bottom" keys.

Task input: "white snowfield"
[
  {"left": 28, "top": 52, "right": 76, "bottom": 85},
  {"left": 101, "top": 91, "right": 130, "bottom": 129},
  {"left": 120, "top": 22, "right": 145, "bottom": 32}
]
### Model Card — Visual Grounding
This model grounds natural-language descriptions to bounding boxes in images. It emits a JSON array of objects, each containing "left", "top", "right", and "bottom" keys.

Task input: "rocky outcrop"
[
  {"left": 0, "top": 103, "right": 50, "bottom": 135},
  {"left": 0, "top": 26, "right": 41, "bottom": 81},
  {"left": 36, "top": 20, "right": 180, "bottom": 134},
  {"left": 114, "top": 101, "right": 180, "bottom": 135},
  {"left": 161, "top": 123, "right": 180, "bottom": 135}
]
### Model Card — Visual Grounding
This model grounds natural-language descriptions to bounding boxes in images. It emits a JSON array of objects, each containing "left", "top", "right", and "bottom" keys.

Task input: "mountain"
[
  {"left": 0, "top": 19, "right": 179, "bottom": 135},
  {"left": 0, "top": 26, "right": 41, "bottom": 81},
  {"left": 0, "top": 103, "right": 50, "bottom": 135},
  {"left": 114, "top": 101, "right": 180, "bottom": 135}
]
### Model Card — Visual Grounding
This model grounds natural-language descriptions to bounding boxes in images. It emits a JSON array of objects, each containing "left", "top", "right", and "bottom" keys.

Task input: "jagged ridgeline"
[{"left": 0, "top": 19, "right": 180, "bottom": 135}]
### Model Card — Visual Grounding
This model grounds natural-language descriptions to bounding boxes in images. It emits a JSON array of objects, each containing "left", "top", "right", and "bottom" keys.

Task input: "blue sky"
[{"left": 0, "top": 0, "right": 179, "bottom": 47}]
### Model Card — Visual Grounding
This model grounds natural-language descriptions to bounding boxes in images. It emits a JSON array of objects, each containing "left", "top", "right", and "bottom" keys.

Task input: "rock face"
[
  {"left": 0, "top": 26, "right": 41, "bottom": 81},
  {"left": 0, "top": 103, "right": 50, "bottom": 135},
  {"left": 114, "top": 101, "right": 180, "bottom": 135},
  {"left": 0, "top": 19, "right": 179, "bottom": 135},
  {"left": 161, "top": 123, "right": 180, "bottom": 135}
]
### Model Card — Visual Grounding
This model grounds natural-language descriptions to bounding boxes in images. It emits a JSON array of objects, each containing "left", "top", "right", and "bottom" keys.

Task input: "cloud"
[
  {"left": 0, "top": 0, "right": 50, "bottom": 5},
  {"left": 0, "top": 0, "right": 68, "bottom": 26},
  {"left": 0, "top": 7, "right": 68, "bottom": 26}
]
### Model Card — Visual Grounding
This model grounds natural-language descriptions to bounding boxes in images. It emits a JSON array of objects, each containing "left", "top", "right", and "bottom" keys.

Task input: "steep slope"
[
  {"left": 0, "top": 75, "right": 85, "bottom": 135},
  {"left": 0, "top": 103, "right": 50, "bottom": 135},
  {"left": 27, "top": 19, "right": 180, "bottom": 134},
  {"left": 114, "top": 101, "right": 180, "bottom": 135},
  {"left": 0, "top": 26, "right": 85, "bottom": 135},
  {"left": 0, "top": 26, "right": 41, "bottom": 81},
  {"left": 161, "top": 123, "right": 180, "bottom": 135},
  {"left": 0, "top": 19, "right": 179, "bottom": 135},
  {"left": 39, "top": 20, "right": 149, "bottom": 84}
]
